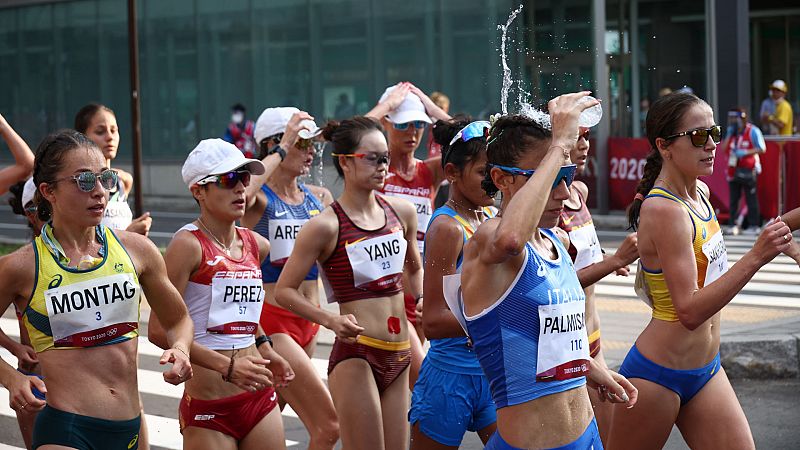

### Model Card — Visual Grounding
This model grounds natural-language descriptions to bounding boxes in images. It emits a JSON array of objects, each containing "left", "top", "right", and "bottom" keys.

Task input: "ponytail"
[{"left": 626, "top": 150, "right": 662, "bottom": 230}]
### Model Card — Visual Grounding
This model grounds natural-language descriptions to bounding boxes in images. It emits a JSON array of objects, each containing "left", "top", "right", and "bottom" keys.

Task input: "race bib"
[
  {"left": 268, "top": 219, "right": 305, "bottom": 264},
  {"left": 101, "top": 201, "right": 134, "bottom": 230},
  {"left": 441, "top": 274, "right": 469, "bottom": 335},
  {"left": 701, "top": 230, "right": 728, "bottom": 287},
  {"left": 536, "top": 301, "right": 590, "bottom": 381},
  {"left": 390, "top": 193, "right": 432, "bottom": 250},
  {"left": 345, "top": 231, "right": 406, "bottom": 289},
  {"left": 45, "top": 273, "right": 140, "bottom": 347},
  {"left": 207, "top": 277, "right": 264, "bottom": 334},
  {"left": 568, "top": 224, "right": 603, "bottom": 270}
]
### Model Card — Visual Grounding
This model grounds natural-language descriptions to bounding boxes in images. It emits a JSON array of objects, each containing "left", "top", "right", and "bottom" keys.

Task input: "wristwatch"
[
  {"left": 268, "top": 145, "right": 286, "bottom": 161},
  {"left": 255, "top": 335, "right": 273, "bottom": 348}
]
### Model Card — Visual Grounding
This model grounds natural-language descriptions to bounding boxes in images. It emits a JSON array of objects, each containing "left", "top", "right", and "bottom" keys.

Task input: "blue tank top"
[
  {"left": 424, "top": 205, "right": 495, "bottom": 375},
  {"left": 463, "top": 228, "right": 588, "bottom": 409},
  {"left": 253, "top": 183, "right": 323, "bottom": 283}
]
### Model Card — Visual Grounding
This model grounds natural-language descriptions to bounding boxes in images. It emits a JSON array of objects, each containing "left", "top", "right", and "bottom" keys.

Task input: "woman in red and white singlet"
[
  {"left": 148, "top": 139, "right": 294, "bottom": 450},
  {"left": 276, "top": 117, "right": 423, "bottom": 450},
  {"left": 366, "top": 82, "right": 450, "bottom": 387}
]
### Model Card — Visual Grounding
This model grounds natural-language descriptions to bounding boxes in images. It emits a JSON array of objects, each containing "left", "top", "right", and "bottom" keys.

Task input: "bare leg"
[
  {"left": 380, "top": 366, "right": 410, "bottom": 450},
  {"left": 676, "top": 368, "right": 755, "bottom": 450},
  {"left": 606, "top": 378, "right": 680, "bottom": 450},
  {"left": 329, "top": 359, "right": 385, "bottom": 450},
  {"left": 240, "top": 406, "right": 287, "bottom": 450}
]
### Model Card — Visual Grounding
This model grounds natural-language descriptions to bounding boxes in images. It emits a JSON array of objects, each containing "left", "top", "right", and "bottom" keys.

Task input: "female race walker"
[
  {"left": 149, "top": 139, "right": 294, "bottom": 450},
  {"left": 0, "top": 129, "right": 193, "bottom": 450},
  {"left": 459, "top": 93, "right": 637, "bottom": 450},
  {"left": 409, "top": 117, "right": 498, "bottom": 449},
  {"left": 606, "top": 92, "right": 794, "bottom": 449},
  {"left": 556, "top": 126, "right": 638, "bottom": 442},
  {"left": 242, "top": 107, "right": 338, "bottom": 449},
  {"left": 276, "top": 116, "right": 423, "bottom": 450},
  {"left": 75, "top": 103, "right": 152, "bottom": 235},
  {"left": 367, "top": 83, "right": 450, "bottom": 387}
]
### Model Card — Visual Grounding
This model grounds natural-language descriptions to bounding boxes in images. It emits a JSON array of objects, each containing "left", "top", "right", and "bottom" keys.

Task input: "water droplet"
[{"left": 676, "top": 69, "right": 681, "bottom": 73}]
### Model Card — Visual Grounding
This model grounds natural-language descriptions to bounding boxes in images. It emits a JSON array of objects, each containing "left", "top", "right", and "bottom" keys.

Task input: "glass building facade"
[{"left": 0, "top": 0, "right": 798, "bottom": 201}]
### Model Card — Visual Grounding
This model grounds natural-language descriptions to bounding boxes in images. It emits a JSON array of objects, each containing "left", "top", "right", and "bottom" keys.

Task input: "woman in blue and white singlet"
[
  {"left": 459, "top": 93, "right": 638, "bottom": 450},
  {"left": 409, "top": 117, "right": 498, "bottom": 449}
]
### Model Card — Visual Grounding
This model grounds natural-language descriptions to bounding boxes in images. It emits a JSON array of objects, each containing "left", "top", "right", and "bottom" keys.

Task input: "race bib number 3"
[
  {"left": 702, "top": 230, "right": 728, "bottom": 286},
  {"left": 207, "top": 278, "right": 264, "bottom": 334},
  {"left": 44, "top": 273, "right": 140, "bottom": 347},
  {"left": 345, "top": 231, "right": 406, "bottom": 289},
  {"left": 268, "top": 219, "right": 306, "bottom": 264},
  {"left": 536, "top": 301, "right": 590, "bottom": 381}
]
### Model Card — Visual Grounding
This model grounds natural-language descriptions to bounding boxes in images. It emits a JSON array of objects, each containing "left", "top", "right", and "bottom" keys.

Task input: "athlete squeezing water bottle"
[
  {"left": 458, "top": 93, "right": 637, "bottom": 450},
  {"left": 276, "top": 117, "right": 423, "bottom": 450},
  {"left": 148, "top": 139, "right": 294, "bottom": 450}
]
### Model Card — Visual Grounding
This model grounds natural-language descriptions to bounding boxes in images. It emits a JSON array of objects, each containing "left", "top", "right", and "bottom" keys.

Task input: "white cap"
[
  {"left": 21, "top": 177, "right": 36, "bottom": 207},
  {"left": 770, "top": 80, "right": 788, "bottom": 93},
  {"left": 254, "top": 107, "right": 322, "bottom": 144},
  {"left": 182, "top": 139, "right": 265, "bottom": 187},
  {"left": 378, "top": 86, "right": 432, "bottom": 124}
]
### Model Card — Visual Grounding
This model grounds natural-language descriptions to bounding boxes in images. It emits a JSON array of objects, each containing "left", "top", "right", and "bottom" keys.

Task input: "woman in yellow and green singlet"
[
  {"left": 0, "top": 130, "right": 194, "bottom": 450},
  {"left": 607, "top": 92, "right": 794, "bottom": 449}
]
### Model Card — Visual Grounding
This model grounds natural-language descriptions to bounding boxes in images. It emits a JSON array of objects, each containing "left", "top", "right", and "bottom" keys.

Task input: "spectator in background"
[
  {"left": 334, "top": 93, "right": 355, "bottom": 119},
  {"left": 426, "top": 92, "right": 451, "bottom": 161},
  {"left": 760, "top": 80, "right": 793, "bottom": 135},
  {"left": 0, "top": 113, "right": 35, "bottom": 195},
  {"left": 722, "top": 108, "right": 766, "bottom": 235},
  {"left": 223, "top": 103, "right": 257, "bottom": 158}
]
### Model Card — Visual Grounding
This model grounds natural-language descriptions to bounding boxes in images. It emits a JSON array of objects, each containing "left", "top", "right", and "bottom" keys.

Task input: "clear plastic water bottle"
[{"left": 578, "top": 96, "right": 603, "bottom": 128}]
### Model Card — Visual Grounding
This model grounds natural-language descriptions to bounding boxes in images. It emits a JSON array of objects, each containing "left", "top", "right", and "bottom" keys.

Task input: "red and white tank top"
[
  {"left": 319, "top": 195, "right": 406, "bottom": 303},
  {"left": 558, "top": 190, "right": 602, "bottom": 271},
  {"left": 180, "top": 224, "right": 265, "bottom": 350},
  {"left": 380, "top": 159, "right": 434, "bottom": 253}
]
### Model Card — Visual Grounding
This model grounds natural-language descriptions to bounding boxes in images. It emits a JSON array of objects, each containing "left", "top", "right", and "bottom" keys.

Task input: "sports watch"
[{"left": 268, "top": 145, "right": 286, "bottom": 161}]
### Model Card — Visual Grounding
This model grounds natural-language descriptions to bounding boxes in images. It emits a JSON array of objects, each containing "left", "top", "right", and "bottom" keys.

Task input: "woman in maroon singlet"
[{"left": 276, "top": 116, "right": 423, "bottom": 450}]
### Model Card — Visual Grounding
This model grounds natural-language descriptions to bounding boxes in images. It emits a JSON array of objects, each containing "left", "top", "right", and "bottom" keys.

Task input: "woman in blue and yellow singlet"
[
  {"left": 0, "top": 130, "right": 194, "bottom": 450},
  {"left": 409, "top": 117, "right": 498, "bottom": 449},
  {"left": 607, "top": 92, "right": 794, "bottom": 449},
  {"left": 459, "top": 93, "right": 637, "bottom": 450}
]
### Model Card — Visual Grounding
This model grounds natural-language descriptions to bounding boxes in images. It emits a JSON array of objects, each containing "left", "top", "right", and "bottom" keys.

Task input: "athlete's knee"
[{"left": 310, "top": 417, "right": 340, "bottom": 445}]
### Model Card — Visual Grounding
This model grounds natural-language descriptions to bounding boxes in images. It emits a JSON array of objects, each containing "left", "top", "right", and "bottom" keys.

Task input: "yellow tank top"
[
  {"left": 23, "top": 227, "right": 141, "bottom": 352},
  {"left": 639, "top": 187, "right": 727, "bottom": 322}
]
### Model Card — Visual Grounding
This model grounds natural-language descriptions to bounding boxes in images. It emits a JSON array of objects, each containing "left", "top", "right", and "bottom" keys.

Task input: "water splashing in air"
[{"left": 498, "top": 4, "right": 523, "bottom": 115}]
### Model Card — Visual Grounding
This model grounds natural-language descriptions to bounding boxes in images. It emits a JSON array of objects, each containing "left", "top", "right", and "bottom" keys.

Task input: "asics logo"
[
  {"left": 207, "top": 256, "right": 225, "bottom": 266},
  {"left": 270, "top": 392, "right": 277, "bottom": 402},
  {"left": 537, "top": 260, "right": 548, "bottom": 277},
  {"left": 127, "top": 434, "right": 139, "bottom": 449}
]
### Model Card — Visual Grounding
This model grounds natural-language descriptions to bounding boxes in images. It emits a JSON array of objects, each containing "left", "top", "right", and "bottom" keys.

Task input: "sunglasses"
[
  {"left": 392, "top": 121, "right": 428, "bottom": 131},
  {"left": 196, "top": 171, "right": 251, "bottom": 189},
  {"left": 448, "top": 121, "right": 490, "bottom": 147},
  {"left": 664, "top": 125, "right": 722, "bottom": 148},
  {"left": 24, "top": 204, "right": 37, "bottom": 214},
  {"left": 579, "top": 128, "right": 591, "bottom": 141},
  {"left": 53, "top": 169, "right": 118, "bottom": 192},
  {"left": 332, "top": 152, "right": 390, "bottom": 166},
  {"left": 490, "top": 164, "right": 578, "bottom": 189}
]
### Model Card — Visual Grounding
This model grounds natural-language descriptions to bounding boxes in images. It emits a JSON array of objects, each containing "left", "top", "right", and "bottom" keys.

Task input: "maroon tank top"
[{"left": 320, "top": 195, "right": 406, "bottom": 303}]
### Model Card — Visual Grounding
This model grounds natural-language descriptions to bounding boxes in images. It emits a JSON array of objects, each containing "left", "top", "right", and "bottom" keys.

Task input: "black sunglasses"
[{"left": 664, "top": 125, "right": 722, "bottom": 148}]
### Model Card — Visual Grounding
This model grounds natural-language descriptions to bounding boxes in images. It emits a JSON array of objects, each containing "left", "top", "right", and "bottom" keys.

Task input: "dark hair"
[
  {"left": 231, "top": 103, "right": 246, "bottom": 112},
  {"left": 33, "top": 129, "right": 99, "bottom": 221},
  {"left": 627, "top": 92, "right": 707, "bottom": 230},
  {"left": 482, "top": 114, "right": 552, "bottom": 196},
  {"left": 8, "top": 181, "right": 39, "bottom": 231},
  {"left": 257, "top": 133, "right": 283, "bottom": 160},
  {"left": 74, "top": 103, "right": 115, "bottom": 134},
  {"left": 432, "top": 115, "right": 486, "bottom": 171},
  {"left": 322, "top": 116, "right": 384, "bottom": 177}
]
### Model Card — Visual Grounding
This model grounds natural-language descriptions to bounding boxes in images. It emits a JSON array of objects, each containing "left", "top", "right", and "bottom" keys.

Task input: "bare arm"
[
  {"left": 125, "top": 232, "right": 193, "bottom": 384},
  {"left": 422, "top": 216, "right": 466, "bottom": 339},
  {"left": 387, "top": 196, "right": 423, "bottom": 299},
  {"left": 365, "top": 82, "right": 412, "bottom": 120},
  {"left": 0, "top": 113, "right": 34, "bottom": 195},
  {"left": 275, "top": 212, "right": 365, "bottom": 340},
  {"left": 408, "top": 84, "right": 451, "bottom": 122},
  {"left": 576, "top": 233, "right": 638, "bottom": 287},
  {"left": 644, "top": 199, "right": 791, "bottom": 330}
]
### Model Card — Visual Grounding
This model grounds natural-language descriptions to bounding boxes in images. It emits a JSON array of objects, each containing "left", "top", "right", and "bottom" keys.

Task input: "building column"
[
  {"left": 714, "top": 0, "right": 750, "bottom": 116},
  {"left": 593, "top": 0, "right": 609, "bottom": 213}
]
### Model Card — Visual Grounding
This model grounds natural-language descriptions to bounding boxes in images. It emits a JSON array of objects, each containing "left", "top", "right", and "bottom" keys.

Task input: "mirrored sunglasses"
[
  {"left": 54, "top": 169, "right": 118, "bottom": 192},
  {"left": 490, "top": 163, "right": 578, "bottom": 189},
  {"left": 392, "top": 121, "right": 429, "bottom": 131},
  {"left": 196, "top": 170, "right": 251, "bottom": 189},
  {"left": 332, "top": 152, "right": 390, "bottom": 166},
  {"left": 448, "top": 121, "right": 490, "bottom": 147}
]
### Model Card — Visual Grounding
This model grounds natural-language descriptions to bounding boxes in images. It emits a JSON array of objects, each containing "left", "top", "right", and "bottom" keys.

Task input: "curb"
[{"left": 720, "top": 335, "right": 800, "bottom": 379}]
